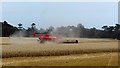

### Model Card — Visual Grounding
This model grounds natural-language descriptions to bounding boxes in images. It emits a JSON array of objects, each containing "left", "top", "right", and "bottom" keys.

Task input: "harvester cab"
[{"left": 33, "top": 32, "right": 60, "bottom": 43}]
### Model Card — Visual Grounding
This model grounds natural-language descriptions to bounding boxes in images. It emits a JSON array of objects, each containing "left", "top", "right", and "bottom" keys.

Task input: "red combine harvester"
[
  {"left": 33, "top": 32, "right": 60, "bottom": 43},
  {"left": 33, "top": 32, "right": 78, "bottom": 43}
]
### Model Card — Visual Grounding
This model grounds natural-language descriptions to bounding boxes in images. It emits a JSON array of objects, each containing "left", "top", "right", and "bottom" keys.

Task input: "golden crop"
[{"left": 1, "top": 37, "right": 118, "bottom": 58}]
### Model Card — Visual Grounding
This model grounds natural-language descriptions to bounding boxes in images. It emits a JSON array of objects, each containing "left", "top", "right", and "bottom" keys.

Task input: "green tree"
[
  {"left": 114, "top": 24, "right": 120, "bottom": 39},
  {"left": 31, "top": 23, "right": 36, "bottom": 29},
  {"left": 18, "top": 23, "right": 23, "bottom": 30}
]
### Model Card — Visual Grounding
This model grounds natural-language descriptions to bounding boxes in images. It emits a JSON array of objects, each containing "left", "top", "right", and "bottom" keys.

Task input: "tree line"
[{"left": 1, "top": 21, "right": 120, "bottom": 40}]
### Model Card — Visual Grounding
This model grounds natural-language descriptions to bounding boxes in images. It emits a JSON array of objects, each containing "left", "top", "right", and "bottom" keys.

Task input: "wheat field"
[{"left": 1, "top": 37, "right": 119, "bottom": 66}]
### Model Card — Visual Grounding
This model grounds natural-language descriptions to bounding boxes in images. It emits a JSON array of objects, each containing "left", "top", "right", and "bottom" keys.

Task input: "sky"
[
  {"left": 1, "top": 0, "right": 119, "bottom": 2},
  {"left": 2, "top": 2, "right": 118, "bottom": 29}
]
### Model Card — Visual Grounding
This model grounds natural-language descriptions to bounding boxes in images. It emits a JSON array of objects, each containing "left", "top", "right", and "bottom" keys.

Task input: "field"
[{"left": 1, "top": 37, "right": 119, "bottom": 66}]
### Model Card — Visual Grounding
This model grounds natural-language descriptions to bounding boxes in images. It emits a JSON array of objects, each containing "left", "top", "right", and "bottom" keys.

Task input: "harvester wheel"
[
  {"left": 76, "top": 40, "right": 78, "bottom": 43},
  {"left": 40, "top": 40, "right": 45, "bottom": 43}
]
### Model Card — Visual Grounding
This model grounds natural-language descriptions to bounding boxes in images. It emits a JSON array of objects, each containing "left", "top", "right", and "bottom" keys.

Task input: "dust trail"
[{"left": 9, "top": 30, "right": 37, "bottom": 45}]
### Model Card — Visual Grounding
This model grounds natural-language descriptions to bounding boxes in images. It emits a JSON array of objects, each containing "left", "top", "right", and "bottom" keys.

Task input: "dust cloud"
[{"left": 9, "top": 30, "right": 38, "bottom": 45}]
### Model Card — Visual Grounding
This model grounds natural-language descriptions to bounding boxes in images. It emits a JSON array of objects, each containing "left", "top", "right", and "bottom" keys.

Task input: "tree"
[
  {"left": 30, "top": 23, "right": 37, "bottom": 36},
  {"left": 18, "top": 23, "right": 23, "bottom": 37},
  {"left": 48, "top": 26, "right": 54, "bottom": 34},
  {"left": 89, "top": 27, "right": 96, "bottom": 38},
  {"left": 31, "top": 23, "right": 36, "bottom": 29},
  {"left": 18, "top": 23, "right": 23, "bottom": 30},
  {"left": 114, "top": 24, "right": 120, "bottom": 39},
  {"left": 77, "top": 23, "right": 84, "bottom": 28},
  {"left": 102, "top": 26, "right": 108, "bottom": 31},
  {"left": 107, "top": 26, "right": 114, "bottom": 38},
  {"left": 102, "top": 25, "right": 110, "bottom": 38},
  {"left": 1, "top": 21, "right": 18, "bottom": 37},
  {"left": 77, "top": 23, "right": 85, "bottom": 37}
]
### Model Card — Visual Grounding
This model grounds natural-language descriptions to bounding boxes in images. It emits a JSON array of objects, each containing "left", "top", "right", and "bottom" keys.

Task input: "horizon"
[{"left": 1, "top": 20, "right": 118, "bottom": 30}]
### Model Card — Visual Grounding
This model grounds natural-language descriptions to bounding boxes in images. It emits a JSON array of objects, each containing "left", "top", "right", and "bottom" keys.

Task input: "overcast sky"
[{"left": 2, "top": 2, "right": 118, "bottom": 29}]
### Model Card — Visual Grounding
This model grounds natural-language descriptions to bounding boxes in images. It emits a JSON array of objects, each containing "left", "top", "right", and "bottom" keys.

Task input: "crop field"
[{"left": 1, "top": 37, "right": 119, "bottom": 66}]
